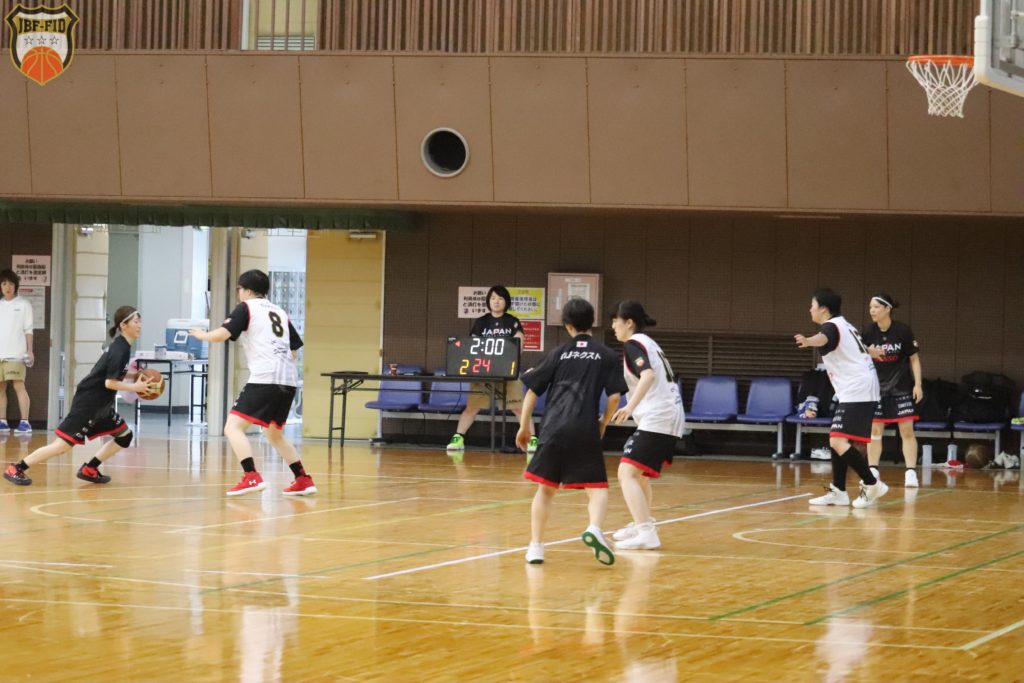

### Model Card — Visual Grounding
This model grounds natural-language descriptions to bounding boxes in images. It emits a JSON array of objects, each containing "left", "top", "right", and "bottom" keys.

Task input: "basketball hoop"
[{"left": 906, "top": 55, "right": 978, "bottom": 118}]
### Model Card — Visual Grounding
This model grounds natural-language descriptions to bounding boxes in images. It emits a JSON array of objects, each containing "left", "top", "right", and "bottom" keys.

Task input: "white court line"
[
  {"left": 186, "top": 569, "right": 331, "bottom": 580},
  {"left": 0, "top": 560, "right": 113, "bottom": 569},
  {"left": 364, "top": 492, "right": 811, "bottom": 581},
  {"left": 167, "top": 497, "right": 416, "bottom": 532},
  {"left": 960, "top": 617, "right": 1024, "bottom": 650},
  {"left": 0, "top": 596, "right": 963, "bottom": 650}
]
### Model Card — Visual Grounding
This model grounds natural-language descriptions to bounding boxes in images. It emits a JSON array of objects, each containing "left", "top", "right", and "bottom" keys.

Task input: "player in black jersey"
[
  {"left": 447, "top": 285, "right": 535, "bottom": 453},
  {"left": 516, "top": 298, "right": 626, "bottom": 566},
  {"left": 3, "top": 306, "right": 158, "bottom": 487},
  {"left": 862, "top": 292, "right": 923, "bottom": 489}
]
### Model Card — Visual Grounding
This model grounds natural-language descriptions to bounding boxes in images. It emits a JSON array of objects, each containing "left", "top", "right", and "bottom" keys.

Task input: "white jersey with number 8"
[{"left": 240, "top": 298, "right": 298, "bottom": 387}]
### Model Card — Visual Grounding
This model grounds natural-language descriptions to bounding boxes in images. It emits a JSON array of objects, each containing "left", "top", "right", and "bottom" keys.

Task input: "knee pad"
[{"left": 113, "top": 429, "right": 133, "bottom": 449}]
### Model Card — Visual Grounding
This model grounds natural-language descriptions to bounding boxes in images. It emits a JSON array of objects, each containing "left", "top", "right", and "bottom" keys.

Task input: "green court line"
[
  {"left": 200, "top": 543, "right": 474, "bottom": 594},
  {"left": 663, "top": 487, "right": 793, "bottom": 510},
  {"left": 709, "top": 521, "right": 1024, "bottom": 621},
  {"left": 805, "top": 548, "right": 1024, "bottom": 625}
]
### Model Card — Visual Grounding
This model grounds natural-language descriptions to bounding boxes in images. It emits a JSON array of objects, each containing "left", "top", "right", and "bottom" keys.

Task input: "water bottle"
[
  {"left": 922, "top": 444, "right": 932, "bottom": 468},
  {"left": 947, "top": 443, "right": 958, "bottom": 462}
]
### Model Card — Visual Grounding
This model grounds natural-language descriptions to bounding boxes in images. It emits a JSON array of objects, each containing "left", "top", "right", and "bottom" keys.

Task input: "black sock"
[
  {"left": 830, "top": 449, "right": 847, "bottom": 491},
  {"left": 87, "top": 457, "right": 101, "bottom": 469},
  {"left": 839, "top": 445, "right": 876, "bottom": 485},
  {"left": 240, "top": 457, "right": 256, "bottom": 473},
  {"left": 16, "top": 460, "right": 28, "bottom": 472},
  {"left": 289, "top": 461, "right": 306, "bottom": 478}
]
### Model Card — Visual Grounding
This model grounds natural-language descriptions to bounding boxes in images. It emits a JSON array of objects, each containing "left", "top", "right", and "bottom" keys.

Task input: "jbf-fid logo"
[{"left": 5, "top": 4, "right": 79, "bottom": 85}]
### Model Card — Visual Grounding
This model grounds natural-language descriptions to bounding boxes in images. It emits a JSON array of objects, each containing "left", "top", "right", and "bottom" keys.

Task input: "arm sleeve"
[
  {"left": 288, "top": 321, "right": 303, "bottom": 351},
  {"left": 22, "top": 301, "right": 33, "bottom": 333},
  {"left": 222, "top": 303, "right": 250, "bottom": 341},
  {"left": 605, "top": 357, "right": 629, "bottom": 396},
  {"left": 903, "top": 325, "right": 919, "bottom": 357},
  {"left": 623, "top": 340, "right": 649, "bottom": 378},
  {"left": 511, "top": 315, "right": 524, "bottom": 336},
  {"left": 820, "top": 322, "right": 840, "bottom": 354},
  {"left": 521, "top": 353, "right": 556, "bottom": 396},
  {"left": 105, "top": 342, "right": 130, "bottom": 380}
]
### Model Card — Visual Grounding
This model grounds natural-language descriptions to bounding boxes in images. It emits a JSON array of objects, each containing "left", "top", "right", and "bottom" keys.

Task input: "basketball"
[
  {"left": 20, "top": 47, "right": 64, "bottom": 85},
  {"left": 136, "top": 368, "right": 165, "bottom": 401},
  {"left": 965, "top": 443, "right": 993, "bottom": 469}
]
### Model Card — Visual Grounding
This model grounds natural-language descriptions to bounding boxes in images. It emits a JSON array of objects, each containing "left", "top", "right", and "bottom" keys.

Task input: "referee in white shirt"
[{"left": 0, "top": 269, "right": 34, "bottom": 434}]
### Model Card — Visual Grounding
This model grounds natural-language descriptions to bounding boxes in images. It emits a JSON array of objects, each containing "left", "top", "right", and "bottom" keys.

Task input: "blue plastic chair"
[
  {"left": 417, "top": 380, "right": 470, "bottom": 414},
  {"left": 737, "top": 377, "right": 792, "bottom": 458},
  {"left": 365, "top": 376, "right": 423, "bottom": 412},
  {"left": 688, "top": 376, "right": 738, "bottom": 422}
]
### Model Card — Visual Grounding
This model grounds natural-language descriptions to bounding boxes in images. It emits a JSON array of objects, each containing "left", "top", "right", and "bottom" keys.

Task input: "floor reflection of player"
[
  {"left": 613, "top": 553, "right": 679, "bottom": 682},
  {"left": 815, "top": 618, "right": 873, "bottom": 683}
]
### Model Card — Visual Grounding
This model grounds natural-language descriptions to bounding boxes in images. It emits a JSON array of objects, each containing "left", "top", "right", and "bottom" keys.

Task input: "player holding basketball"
[
  {"left": 447, "top": 285, "right": 535, "bottom": 454},
  {"left": 795, "top": 289, "right": 888, "bottom": 508},
  {"left": 862, "top": 292, "right": 923, "bottom": 488},
  {"left": 190, "top": 270, "right": 314, "bottom": 497},
  {"left": 516, "top": 298, "right": 626, "bottom": 566},
  {"left": 608, "top": 301, "right": 685, "bottom": 550},
  {"left": 3, "top": 306, "right": 156, "bottom": 486}
]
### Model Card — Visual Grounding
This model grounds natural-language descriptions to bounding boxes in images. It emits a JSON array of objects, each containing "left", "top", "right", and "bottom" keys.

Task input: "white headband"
[
  {"left": 120, "top": 310, "right": 140, "bottom": 325},
  {"left": 871, "top": 296, "right": 892, "bottom": 308}
]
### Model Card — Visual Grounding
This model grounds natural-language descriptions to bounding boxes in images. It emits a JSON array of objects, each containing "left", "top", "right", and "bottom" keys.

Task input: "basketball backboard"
[{"left": 975, "top": 0, "right": 1024, "bottom": 97}]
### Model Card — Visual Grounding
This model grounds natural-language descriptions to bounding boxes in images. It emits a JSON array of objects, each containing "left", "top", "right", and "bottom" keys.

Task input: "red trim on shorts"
[
  {"left": 230, "top": 409, "right": 269, "bottom": 428},
  {"left": 88, "top": 425, "right": 129, "bottom": 441},
  {"left": 524, "top": 471, "right": 560, "bottom": 488},
  {"left": 829, "top": 431, "right": 871, "bottom": 444},
  {"left": 562, "top": 481, "right": 609, "bottom": 489},
  {"left": 55, "top": 429, "right": 84, "bottom": 445},
  {"left": 872, "top": 416, "right": 919, "bottom": 424},
  {"left": 620, "top": 457, "right": 661, "bottom": 479}
]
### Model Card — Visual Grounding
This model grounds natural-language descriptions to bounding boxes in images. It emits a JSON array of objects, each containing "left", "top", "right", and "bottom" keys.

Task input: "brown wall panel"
[
  {"left": 470, "top": 215, "right": 516, "bottom": 285},
  {"left": 115, "top": 55, "right": 212, "bottom": 198},
  {"left": 687, "top": 218, "right": 733, "bottom": 329},
  {"left": 206, "top": 55, "right": 304, "bottom": 199},
  {"left": 0, "top": 68, "right": 30, "bottom": 195},
  {"left": 887, "top": 63, "right": 991, "bottom": 213},
  {"left": 28, "top": 55, "right": 121, "bottom": 196},
  {"left": 786, "top": 61, "right": 888, "bottom": 209},
  {"left": 990, "top": 91, "right": 1024, "bottom": 214},
  {"left": 394, "top": 57, "right": 494, "bottom": 203},
  {"left": 588, "top": 58, "right": 687, "bottom": 206},
  {"left": 385, "top": 213, "right": 1024, "bottom": 389},
  {"left": 301, "top": 56, "right": 399, "bottom": 201},
  {"left": 686, "top": 60, "right": 787, "bottom": 208},
  {"left": 491, "top": 57, "right": 590, "bottom": 204},
  {"left": 730, "top": 221, "right": 775, "bottom": 331}
]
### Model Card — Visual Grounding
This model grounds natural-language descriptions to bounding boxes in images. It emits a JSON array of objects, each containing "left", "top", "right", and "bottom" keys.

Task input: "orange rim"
[{"left": 907, "top": 55, "right": 974, "bottom": 67}]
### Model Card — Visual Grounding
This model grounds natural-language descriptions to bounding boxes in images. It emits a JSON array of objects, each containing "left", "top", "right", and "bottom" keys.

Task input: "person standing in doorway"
[
  {"left": 862, "top": 292, "right": 923, "bottom": 488},
  {"left": 447, "top": 285, "right": 535, "bottom": 454},
  {"left": 190, "top": 269, "right": 315, "bottom": 497},
  {"left": 795, "top": 288, "right": 888, "bottom": 509},
  {"left": 0, "top": 269, "right": 34, "bottom": 434}
]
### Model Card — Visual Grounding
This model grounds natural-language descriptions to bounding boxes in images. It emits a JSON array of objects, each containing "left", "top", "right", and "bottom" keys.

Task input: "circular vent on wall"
[{"left": 421, "top": 128, "right": 469, "bottom": 178}]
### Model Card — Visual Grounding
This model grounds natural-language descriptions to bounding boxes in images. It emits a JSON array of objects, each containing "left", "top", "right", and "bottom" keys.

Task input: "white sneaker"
[
  {"left": 809, "top": 484, "right": 849, "bottom": 506},
  {"left": 612, "top": 518, "right": 655, "bottom": 542},
  {"left": 810, "top": 447, "right": 831, "bottom": 460},
  {"left": 904, "top": 469, "right": 919, "bottom": 487},
  {"left": 614, "top": 523, "right": 661, "bottom": 550},
  {"left": 525, "top": 542, "right": 545, "bottom": 564},
  {"left": 852, "top": 479, "right": 890, "bottom": 508}
]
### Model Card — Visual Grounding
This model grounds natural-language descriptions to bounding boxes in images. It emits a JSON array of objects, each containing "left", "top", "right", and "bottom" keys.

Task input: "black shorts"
[
  {"left": 830, "top": 401, "right": 876, "bottom": 444},
  {"left": 620, "top": 430, "right": 677, "bottom": 478},
  {"left": 873, "top": 391, "right": 919, "bottom": 423},
  {"left": 230, "top": 383, "right": 296, "bottom": 428},
  {"left": 56, "top": 404, "right": 128, "bottom": 446},
  {"left": 524, "top": 435, "right": 608, "bottom": 489}
]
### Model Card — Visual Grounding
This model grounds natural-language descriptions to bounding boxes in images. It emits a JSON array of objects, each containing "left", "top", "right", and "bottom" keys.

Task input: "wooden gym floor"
[{"left": 1, "top": 429, "right": 1022, "bottom": 682}]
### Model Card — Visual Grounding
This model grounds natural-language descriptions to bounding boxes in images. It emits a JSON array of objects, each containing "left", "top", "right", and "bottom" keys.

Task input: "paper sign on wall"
[
  {"left": 13, "top": 255, "right": 51, "bottom": 287},
  {"left": 19, "top": 287, "right": 46, "bottom": 330}
]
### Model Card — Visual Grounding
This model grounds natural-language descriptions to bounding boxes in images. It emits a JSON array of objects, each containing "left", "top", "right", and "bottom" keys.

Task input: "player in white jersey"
[
  {"left": 609, "top": 302, "right": 685, "bottom": 550},
  {"left": 191, "top": 270, "right": 316, "bottom": 497},
  {"left": 795, "top": 288, "right": 888, "bottom": 508}
]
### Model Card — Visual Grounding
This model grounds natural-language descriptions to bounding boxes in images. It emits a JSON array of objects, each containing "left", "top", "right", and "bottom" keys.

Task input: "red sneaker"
[
  {"left": 282, "top": 475, "right": 317, "bottom": 496},
  {"left": 226, "top": 471, "right": 266, "bottom": 496}
]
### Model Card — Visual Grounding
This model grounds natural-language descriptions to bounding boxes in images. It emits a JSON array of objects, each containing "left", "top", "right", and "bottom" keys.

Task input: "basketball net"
[{"left": 906, "top": 55, "right": 978, "bottom": 118}]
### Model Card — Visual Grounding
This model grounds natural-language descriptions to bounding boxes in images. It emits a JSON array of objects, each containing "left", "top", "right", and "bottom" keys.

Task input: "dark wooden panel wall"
[
  {"left": 384, "top": 213, "right": 1024, "bottom": 388},
  {"left": 1, "top": 53, "right": 1022, "bottom": 215},
  {"left": 0, "top": 225, "right": 52, "bottom": 423}
]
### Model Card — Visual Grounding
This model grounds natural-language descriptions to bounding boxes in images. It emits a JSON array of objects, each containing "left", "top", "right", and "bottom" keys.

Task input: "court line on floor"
[
  {"left": 961, "top": 616, "right": 1024, "bottom": 651},
  {"left": 363, "top": 492, "right": 811, "bottom": 581},
  {"left": 165, "top": 497, "right": 416, "bottom": 532},
  {"left": 710, "top": 521, "right": 1024, "bottom": 621},
  {"left": 806, "top": 548, "right": 1024, "bottom": 625},
  {"left": 0, "top": 596, "right": 964, "bottom": 650}
]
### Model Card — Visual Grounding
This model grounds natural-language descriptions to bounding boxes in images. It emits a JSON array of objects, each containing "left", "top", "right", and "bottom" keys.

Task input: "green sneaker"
[
  {"left": 1012, "top": 417, "right": 1024, "bottom": 426},
  {"left": 446, "top": 433, "right": 465, "bottom": 452},
  {"left": 527, "top": 436, "right": 539, "bottom": 455}
]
